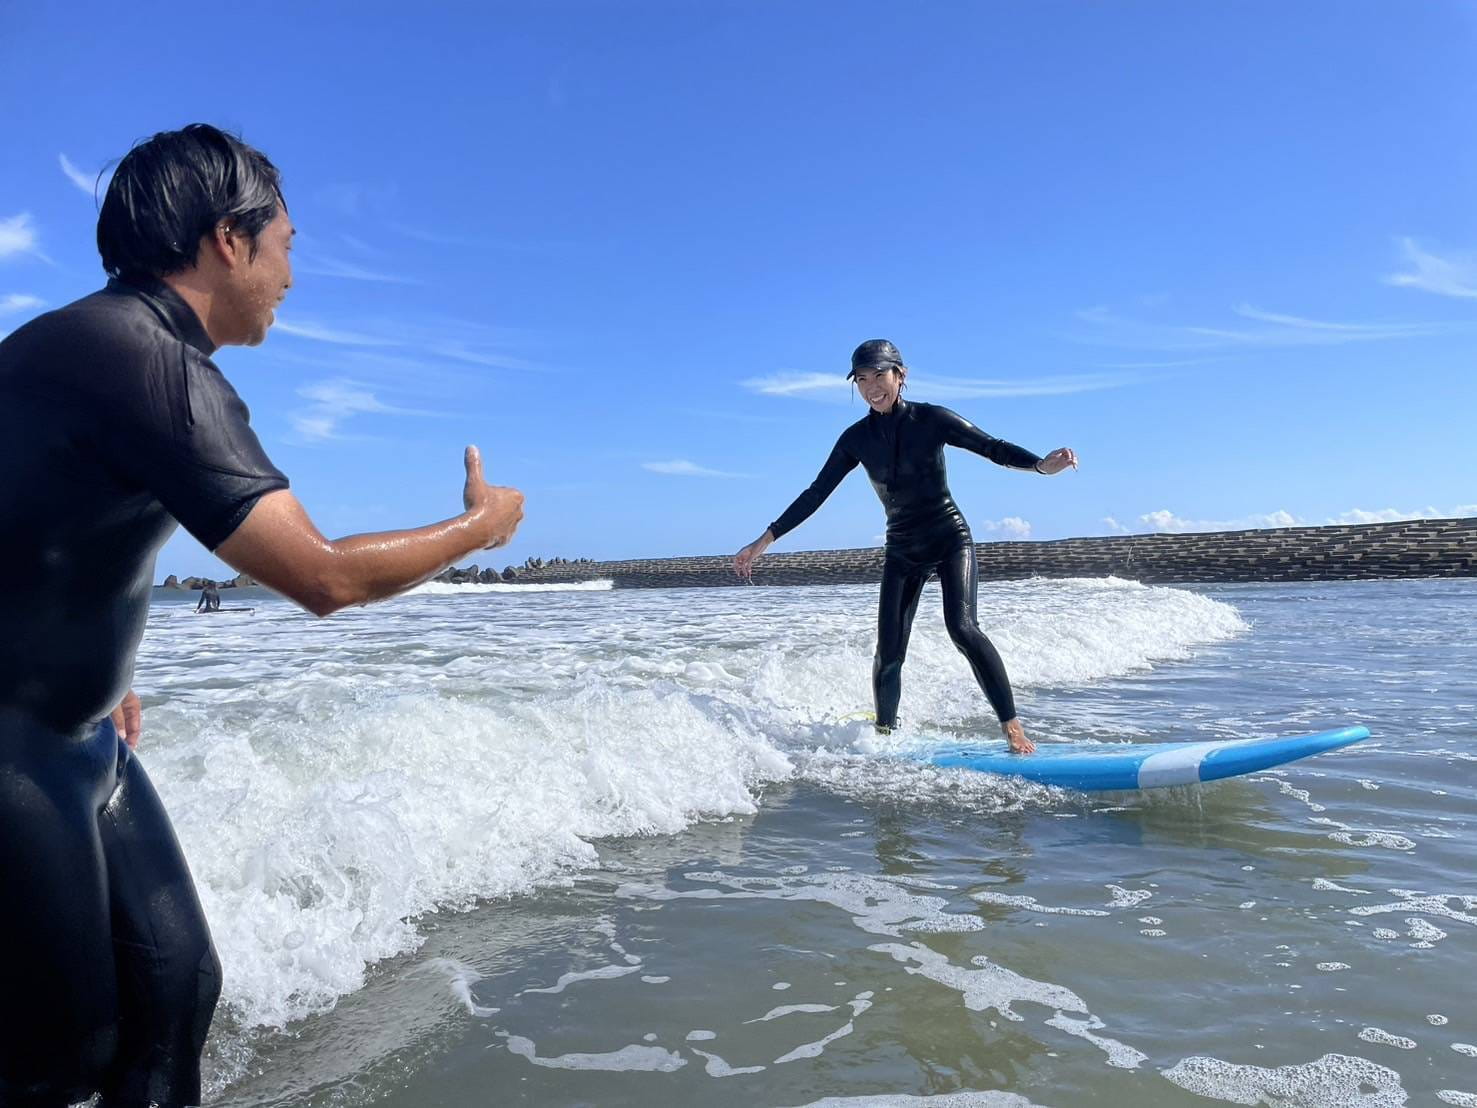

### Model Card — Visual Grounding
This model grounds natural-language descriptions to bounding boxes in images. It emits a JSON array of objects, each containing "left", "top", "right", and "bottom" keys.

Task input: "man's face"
[{"left": 226, "top": 208, "right": 294, "bottom": 346}]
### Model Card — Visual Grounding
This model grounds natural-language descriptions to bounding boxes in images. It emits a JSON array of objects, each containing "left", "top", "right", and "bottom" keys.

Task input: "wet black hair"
[{"left": 97, "top": 124, "right": 284, "bottom": 281}]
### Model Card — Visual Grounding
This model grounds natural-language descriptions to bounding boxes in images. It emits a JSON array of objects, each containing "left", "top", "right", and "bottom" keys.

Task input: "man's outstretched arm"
[{"left": 216, "top": 446, "right": 524, "bottom": 617}]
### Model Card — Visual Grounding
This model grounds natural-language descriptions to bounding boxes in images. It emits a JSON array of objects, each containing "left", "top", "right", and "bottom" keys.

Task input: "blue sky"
[{"left": 3, "top": 1, "right": 1474, "bottom": 579}]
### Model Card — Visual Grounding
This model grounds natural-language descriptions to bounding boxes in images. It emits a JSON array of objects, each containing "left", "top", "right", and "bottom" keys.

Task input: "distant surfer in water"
[
  {"left": 0, "top": 124, "right": 524, "bottom": 1107},
  {"left": 195, "top": 582, "right": 221, "bottom": 613},
  {"left": 734, "top": 339, "right": 1077, "bottom": 754}
]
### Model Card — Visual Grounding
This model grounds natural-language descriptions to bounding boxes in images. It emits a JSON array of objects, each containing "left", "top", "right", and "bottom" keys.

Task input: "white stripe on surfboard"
[{"left": 1135, "top": 742, "right": 1224, "bottom": 788}]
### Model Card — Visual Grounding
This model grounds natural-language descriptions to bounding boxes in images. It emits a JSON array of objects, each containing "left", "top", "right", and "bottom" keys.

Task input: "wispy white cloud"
[
  {"left": 271, "top": 315, "right": 543, "bottom": 379},
  {"left": 289, "top": 378, "right": 438, "bottom": 443},
  {"left": 315, "top": 182, "right": 400, "bottom": 220},
  {"left": 387, "top": 222, "right": 474, "bottom": 246},
  {"left": 1095, "top": 357, "right": 1217, "bottom": 370},
  {"left": 428, "top": 342, "right": 541, "bottom": 372},
  {"left": 743, "top": 372, "right": 846, "bottom": 397},
  {"left": 274, "top": 318, "right": 395, "bottom": 346},
  {"left": 1127, "top": 504, "right": 1473, "bottom": 534},
  {"left": 1229, "top": 304, "right": 1426, "bottom": 334},
  {"left": 387, "top": 221, "right": 564, "bottom": 254},
  {"left": 295, "top": 254, "right": 416, "bottom": 283},
  {"left": 0, "top": 213, "right": 42, "bottom": 260},
  {"left": 743, "top": 370, "right": 1139, "bottom": 402},
  {"left": 1385, "top": 238, "right": 1477, "bottom": 300},
  {"left": 1324, "top": 506, "right": 1472, "bottom": 526},
  {"left": 1, "top": 293, "right": 44, "bottom": 315},
  {"left": 337, "top": 233, "right": 380, "bottom": 256},
  {"left": 1077, "top": 302, "right": 1451, "bottom": 351},
  {"left": 59, "top": 154, "right": 101, "bottom": 198},
  {"left": 912, "top": 373, "right": 1140, "bottom": 400},
  {"left": 1137, "top": 509, "right": 1301, "bottom": 533},
  {"left": 641, "top": 459, "right": 747, "bottom": 478},
  {"left": 976, "top": 516, "right": 1032, "bottom": 539}
]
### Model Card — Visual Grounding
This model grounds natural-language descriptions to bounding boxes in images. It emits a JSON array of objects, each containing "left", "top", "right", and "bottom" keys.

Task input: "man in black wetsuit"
[
  {"left": 0, "top": 124, "right": 525, "bottom": 1107},
  {"left": 734, "top": 339, "right": 1077, "bottom": 753}
]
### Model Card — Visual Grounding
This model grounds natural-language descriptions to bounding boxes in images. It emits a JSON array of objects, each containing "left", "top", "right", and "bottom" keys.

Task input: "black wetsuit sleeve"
[
  {"left": 767, "top": 436, "right": 859, "bottom": 540},
  {"left": 112, "top": 348, "right": 289, "bottom": 550},
  {"left": 934, "top": 407, "right": 1042, "bottom": 470}
]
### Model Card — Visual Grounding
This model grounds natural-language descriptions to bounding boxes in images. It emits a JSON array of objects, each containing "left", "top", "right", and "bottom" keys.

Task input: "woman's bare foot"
[{"left": 1003, "top": 718, "right": 1036, "bottom": 754}]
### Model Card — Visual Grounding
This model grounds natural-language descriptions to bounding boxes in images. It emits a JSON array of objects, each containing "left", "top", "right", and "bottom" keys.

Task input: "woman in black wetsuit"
[{"left": 734, "top": 339, "right": 1078, "bottom": 754}]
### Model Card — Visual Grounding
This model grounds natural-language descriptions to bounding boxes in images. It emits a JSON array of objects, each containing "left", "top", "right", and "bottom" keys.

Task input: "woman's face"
[{"left": 853, "top": 367, "right": 904, "bottom": 413}]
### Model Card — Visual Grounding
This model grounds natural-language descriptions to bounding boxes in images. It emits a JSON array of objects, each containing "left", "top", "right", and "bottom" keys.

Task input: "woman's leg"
[
  {"left": 937, "top": 544, "right": 1017, "bottom": 724},
  {"left": 99, "top": 740, "right": 223, "bottom": 1108},
  {"left": 873, "top": 556, "right": 929, "bottom": 729}
]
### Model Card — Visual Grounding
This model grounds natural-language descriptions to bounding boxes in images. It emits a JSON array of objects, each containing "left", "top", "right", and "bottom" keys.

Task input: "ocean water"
[{"left": 127, "top": 576, "right": 1474, "bottom": 1107}]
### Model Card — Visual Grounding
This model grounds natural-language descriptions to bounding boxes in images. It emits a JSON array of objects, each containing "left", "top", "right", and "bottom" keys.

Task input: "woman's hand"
[
  {"left": 734, "top": 530, "right": 775, "bottom": 581},
  {"left": 1035, "top": 448, "right": 1078, "bottom": 475},
  {"left": 1003, "top": 718, "right": 1035, "bottom": 755}
]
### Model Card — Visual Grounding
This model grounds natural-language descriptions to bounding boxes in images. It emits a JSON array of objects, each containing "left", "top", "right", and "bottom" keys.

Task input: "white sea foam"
[
  {"left": 773, "top": 992, "right": 874, "bottom": 1064},
  {"left": 407, "top": 579, "right": 614, "bottom": 595},
  {"left": 973, "top": 890, "right": 1109, "bottom": 917},
  {"left": 868, "top": 942, "right": 1086, "bottom": 1024},
  {"left": 1358, "top": 1027, "right": 1417, "bottom": 1049},
  {"left": 132, "top": 578, "right": 1248, "bottom": 1030},
  {"left": 1312, "top": 878, "right": 1370, "bottom": 895},
  {"left": 1405, "top": 917, "right": 1448, "bottom": 945},
  {"left": 522, "top": 963, "right": 643, "bottom": 995},
  {"left": 1309, "top": 817, "right": 1417, "bottom": 851},
  {"left": 1043, "top": 1013, "right": 1147, "bottom": 1069},
  {"left": 502, "top": 1034, "right": 686, "bottom": 1071},
  {"left": 788, "top": 1094, "right": 1045, "bottom": 1107},
  {"left": 1106, "top": 885, "right": 1153, "bottom": 909},
  {"left": 616, "top": 869, "right": 984, "bottom": 937},
  {"left": 748, "top": 1004, "right": 840, "bottom": 1022},
  {"left": 148, "top": 681, "right": 791, "bottom": 1027},
  {"left": 1161, "top": 1052, "right": 1407, "bottom": 1106},
  {"left": 1350, "top": 893, "right": 1477, "bottom": 927},
  {"left": 691, "top": 1047, "right": 766, "bottom": 1076},
  {"left": 425, "top": 957, "right": 498, "bottom": 1017}
]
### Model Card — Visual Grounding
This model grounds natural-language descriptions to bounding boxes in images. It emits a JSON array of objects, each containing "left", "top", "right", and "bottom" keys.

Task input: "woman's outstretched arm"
[
  {"left": 935, "top": 407, "right": 1078, "bottom": 473},
  {"left": 734, "top": 438, "right": 857, "bottom": 579}
]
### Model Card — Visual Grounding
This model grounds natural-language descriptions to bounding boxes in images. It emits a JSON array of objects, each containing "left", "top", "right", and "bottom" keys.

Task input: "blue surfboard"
[{"left": 927, "top": 725, "right": 1371, "bottom": 791}]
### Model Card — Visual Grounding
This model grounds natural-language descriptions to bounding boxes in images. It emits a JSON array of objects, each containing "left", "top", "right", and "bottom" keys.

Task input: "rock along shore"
[{"left": 492, "top": 516, "right": 1477, "bottom": 589}]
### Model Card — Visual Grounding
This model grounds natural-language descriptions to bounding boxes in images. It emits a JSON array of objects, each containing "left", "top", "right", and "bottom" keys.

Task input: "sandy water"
[{"left": 131, "top": 577, "right": 1474, "bottom": 1106}]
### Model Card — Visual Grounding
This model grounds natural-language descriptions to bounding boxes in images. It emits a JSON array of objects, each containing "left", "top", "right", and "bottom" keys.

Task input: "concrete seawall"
[{"left": 500, "top": 517, "right": 1477, "bottom": 589}]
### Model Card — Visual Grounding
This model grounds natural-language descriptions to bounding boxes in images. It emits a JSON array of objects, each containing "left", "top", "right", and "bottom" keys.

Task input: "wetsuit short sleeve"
[
  {"left": 767, "top": 436, "right": 859, "bottom": 540},
  {"left": 933, "top": 406, "right": 1042, "bottom": 470},
  {"left": 112, "top": 347, "right": 288, "bottom": 551}
]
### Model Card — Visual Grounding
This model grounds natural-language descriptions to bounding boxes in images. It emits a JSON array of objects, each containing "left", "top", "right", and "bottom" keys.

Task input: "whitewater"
[{"left": 130, "top": 576, "right": 1475, "bottom": 1106}]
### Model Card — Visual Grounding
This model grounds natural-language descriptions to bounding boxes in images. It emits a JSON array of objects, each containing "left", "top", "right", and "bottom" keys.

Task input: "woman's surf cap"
[{"left": 848, "top": 338, "right": 904, "bottom": 379}]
